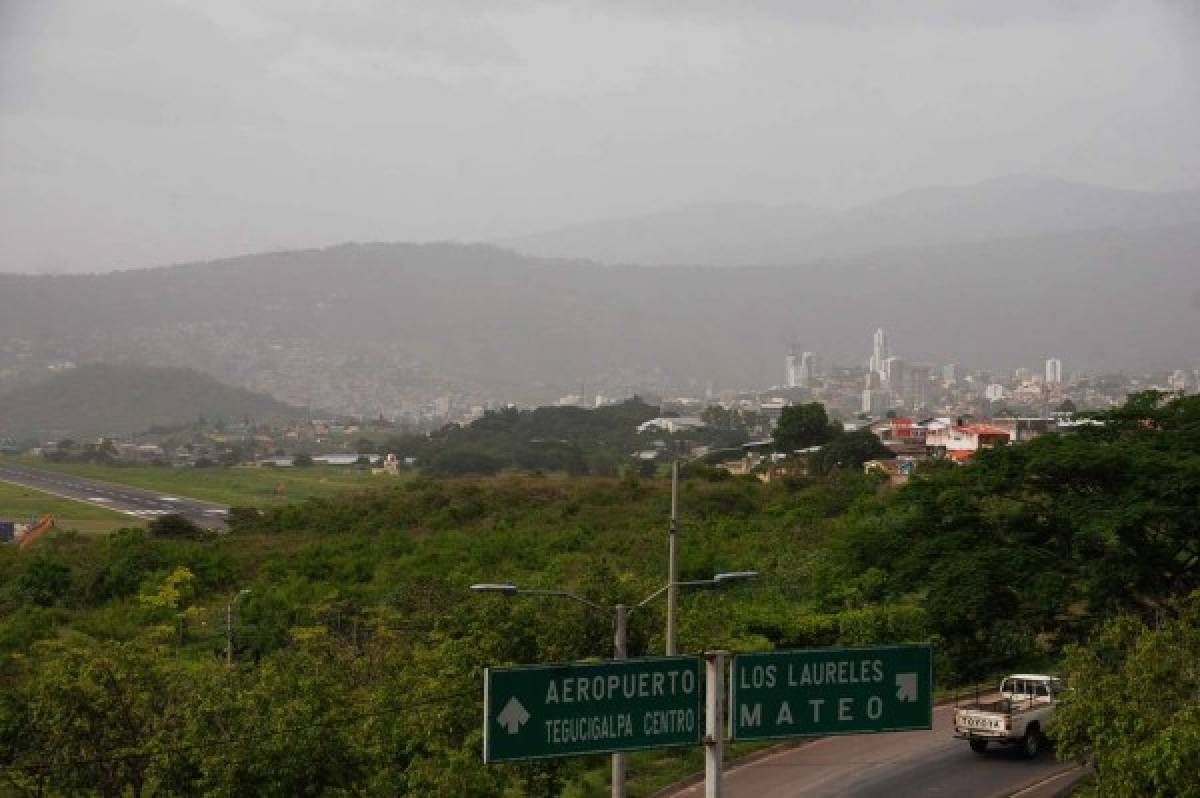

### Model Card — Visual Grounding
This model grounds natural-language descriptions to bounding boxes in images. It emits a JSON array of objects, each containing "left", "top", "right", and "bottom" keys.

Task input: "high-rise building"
[
  {"left": 883, "top": 356, "right": 906, "bottom": 388},
  {"left": 785, "top": 354, "right": 799, "bottom": 388},
  {"left": 906, "top": 362, "right": 933, "bottom": 408},
  {"left": 942, "top": 363, "right": 960, "bottom": 383},
  {"left": 798, "top": 351, "right": 817, "bottom": 384},
  {"left": 1045, "top": 358, "right": 1063, "bottom": 385},
  {"left": 869, "top": 328, "right": 890, "bottom": 377}
]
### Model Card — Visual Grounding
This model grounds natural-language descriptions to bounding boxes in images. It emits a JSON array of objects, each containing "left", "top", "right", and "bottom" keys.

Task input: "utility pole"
[{"left": 666, "top": 460, "right": 680, "bottom": 655}]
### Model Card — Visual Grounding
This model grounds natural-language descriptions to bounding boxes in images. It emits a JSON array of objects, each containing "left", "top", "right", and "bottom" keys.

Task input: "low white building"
[{"left": 636, "top": 417, "right": 707, "bottom": 434}]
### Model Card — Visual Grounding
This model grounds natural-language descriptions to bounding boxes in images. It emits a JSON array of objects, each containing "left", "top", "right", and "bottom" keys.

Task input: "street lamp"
[
  {"left": 470, "top": 570, "right": 758, "bottom": 798},
  {"left": 226, "top": 588, "right": 251, "bottom": 666}
]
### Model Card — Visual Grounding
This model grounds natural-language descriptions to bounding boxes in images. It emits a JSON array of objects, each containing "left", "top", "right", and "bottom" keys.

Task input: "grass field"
[{"left": 1, "top": 456, "right": 397, "bottom": 509}]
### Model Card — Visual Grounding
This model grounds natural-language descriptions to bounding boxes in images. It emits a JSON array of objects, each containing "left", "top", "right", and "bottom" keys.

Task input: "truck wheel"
[
  {"left": 969, "top": 739, "right": 988, "bottom": 754},
  {"left": 1021, "top": 727, "right": 1041, "bottom": 759}
]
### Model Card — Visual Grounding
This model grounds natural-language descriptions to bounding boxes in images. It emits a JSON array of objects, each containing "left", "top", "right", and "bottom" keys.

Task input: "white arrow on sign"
[
  {"left": 895, "top": 672, "right": 918, "bottom": 703},
  {"left": 496, "top": 696, "right": 530, "bottom": 734}
]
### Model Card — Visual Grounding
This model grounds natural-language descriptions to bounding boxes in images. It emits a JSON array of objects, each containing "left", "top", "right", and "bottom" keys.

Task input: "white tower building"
[
  {"left": 1045, "top": 358, "right": 1063, "bottom": 385},
  {"left": 798, "top": 351, "right": 817, "bottom": 384},
  {"left": 869, "top": 328, "right": 890, "bottom": 377}
]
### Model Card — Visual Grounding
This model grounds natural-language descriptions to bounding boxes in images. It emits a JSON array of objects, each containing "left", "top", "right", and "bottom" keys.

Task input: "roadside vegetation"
[{"left": 0, "top": 392, "right": 1195, "bottom": 796}]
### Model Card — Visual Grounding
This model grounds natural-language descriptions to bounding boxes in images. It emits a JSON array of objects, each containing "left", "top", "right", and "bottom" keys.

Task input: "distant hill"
[
  {"left": 0, "top": 226, "right": 1197, "bottom": 414},
  {"left": 0, "top": 364, "right": 306, "bottom": 440},
  {"left": 501, "top": 176, "right": 1200, "bottom": 266}
]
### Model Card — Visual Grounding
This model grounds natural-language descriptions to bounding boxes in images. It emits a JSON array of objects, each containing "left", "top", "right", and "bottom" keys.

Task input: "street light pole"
[
  {"left": 470, "top": 572, "right": 757, "bottom": 798},
  {"left": 226, "top": 589, "right": 251, "bottom": 666},
  {"left": 666, "top": 460, "right": 679, "bottom": 656},
  {"left": 666, "top": 448, "right": 741, "bottom": 656}
]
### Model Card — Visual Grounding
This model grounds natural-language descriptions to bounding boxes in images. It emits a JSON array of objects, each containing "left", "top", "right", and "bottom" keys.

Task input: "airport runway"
[{"left": 0, "top": 463, "right": 229, "bottom": 528}]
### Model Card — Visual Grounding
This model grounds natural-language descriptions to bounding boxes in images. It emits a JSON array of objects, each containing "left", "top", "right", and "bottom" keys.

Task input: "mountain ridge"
[
  {"left": 499, "top": 175, "right": 1200, "bottom": 267},
  {"left": 1, "top": 225, "right": 1197, "bottom": 417}
]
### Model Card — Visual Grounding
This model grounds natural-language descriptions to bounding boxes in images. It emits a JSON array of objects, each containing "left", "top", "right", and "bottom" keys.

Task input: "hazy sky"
[{"left": 2, "top": 0, "right": 1198, "bottom": 273}]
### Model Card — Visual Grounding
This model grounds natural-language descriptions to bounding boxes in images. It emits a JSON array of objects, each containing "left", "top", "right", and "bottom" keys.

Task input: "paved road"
[
  {"left": 663, "top": 700, "right": 1079, "bottom": 798},
  {"left": 0, "top": 464, "right": 229, "bottom": 529}
]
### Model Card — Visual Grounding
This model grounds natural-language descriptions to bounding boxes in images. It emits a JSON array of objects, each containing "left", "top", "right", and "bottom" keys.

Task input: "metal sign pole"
[
  {"left": 705, "top": 650, "right": 726, "bottom": 798},
  {"left": 612, "top": 604, "right": 628, "bottom": 798}
]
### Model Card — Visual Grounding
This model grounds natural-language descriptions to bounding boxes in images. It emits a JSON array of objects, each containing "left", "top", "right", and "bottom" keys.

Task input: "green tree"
[
  {"left": 810, "top": 428, "right": 893, "bottom": 474},
  {"left": 0, "top": 640, "right": 175, "bottom": 798},
  {"left": 425, "top": 447, "right": 502, "bottom": 476},
  {"left": 773, "top": 402, "right": 839, "bottom": 452},
  {"left": 147, "top": 514, "right": 205, "bottom": 540},
  {"left": 1053, "top": 592, "right": 1200, "bottom": 797},
  {"left": 14, "top": 555, "right": 72, "bottom": 607},
  {"left": 225, "top": 506, "right": 262, "bottom": 534}
]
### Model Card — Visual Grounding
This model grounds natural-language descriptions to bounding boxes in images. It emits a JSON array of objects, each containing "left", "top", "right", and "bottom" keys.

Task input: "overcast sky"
[{"left": 2, "top": 0, "right": 1198, "bottom": 273}]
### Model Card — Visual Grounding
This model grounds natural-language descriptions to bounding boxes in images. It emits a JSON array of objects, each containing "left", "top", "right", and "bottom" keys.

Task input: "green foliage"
[
  {"left": 147, "top": 513, "right": 206, "bottom": 540},
  {"left": 824, "top": 391, "right": 1200, "bottom": 680},
  {"left": 0, "top": 392, "right": 1196, "bottom": 795},
  {"left": 12, "top": 554, "right": 73, "bottom": 607},
  {"left": 773, "top": 402, "right": 840, "bottom": 452},
  {"left": 1053, "top": 592, "right": 1200, "bottom": 797},
  {"left": 425, "top": 446, "right": 504, "bottom": 476},
  {"left": 809, "top": 428, "right": 893, "bottom": 474},
  {"left": 383, "top": 398, "right": 740, "bottom": 477},
  {"left": 225, "top": 506, "right": 262, "bottom": 533},
  {"left": 0, "top": 639, "right": 175, "bottom": 798}
]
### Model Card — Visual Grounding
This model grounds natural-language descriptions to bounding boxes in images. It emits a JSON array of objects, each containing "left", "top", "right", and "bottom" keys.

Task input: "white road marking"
[{"left": 1004, "top": 766, "right": 1087, "bottom": 798}]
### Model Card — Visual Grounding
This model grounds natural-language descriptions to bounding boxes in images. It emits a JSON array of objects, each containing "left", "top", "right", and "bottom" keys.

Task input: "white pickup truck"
[{"left": 953, "top": 674, "right": 1064, "bottom": 758}]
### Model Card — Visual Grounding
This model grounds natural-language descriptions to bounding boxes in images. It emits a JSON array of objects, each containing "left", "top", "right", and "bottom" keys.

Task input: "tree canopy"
[{"left": 773, "top": 402, "right": 840, "bottom": 452}]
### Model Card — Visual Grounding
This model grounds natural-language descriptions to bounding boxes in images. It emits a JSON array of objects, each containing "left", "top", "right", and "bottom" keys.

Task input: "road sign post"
[
  {"left": 484, "top": 655, "right": 704, "bottom": 763},
  {"left": 730, "top": 644, "right": 932, "bottom": 741},
  {"left": 704, "top": 651, "right": 726, "bottom": 798}
]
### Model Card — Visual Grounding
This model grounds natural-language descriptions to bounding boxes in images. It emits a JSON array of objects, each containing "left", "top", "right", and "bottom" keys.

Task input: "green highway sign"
[
  {"left": 483, "top": 656, "right": 704, "bottom": 763},
  {"left": 730, "top": 643, "right": 932, "bottom": 741}
]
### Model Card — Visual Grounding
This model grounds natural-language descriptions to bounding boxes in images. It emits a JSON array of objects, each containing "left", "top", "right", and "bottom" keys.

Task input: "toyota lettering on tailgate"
[{"left": 960, "top": 714, "right": 1001, "bottom": 730}]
